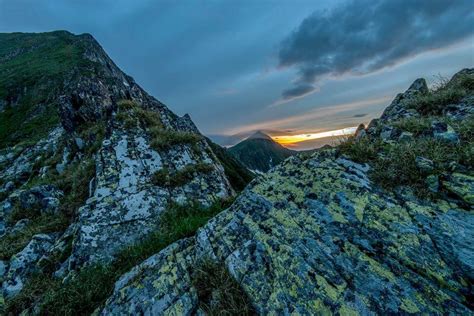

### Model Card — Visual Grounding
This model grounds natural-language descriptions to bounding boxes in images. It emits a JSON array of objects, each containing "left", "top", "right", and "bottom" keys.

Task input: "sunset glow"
[{"left": 272, "top": 126, "right": 357, "bottom": 145}]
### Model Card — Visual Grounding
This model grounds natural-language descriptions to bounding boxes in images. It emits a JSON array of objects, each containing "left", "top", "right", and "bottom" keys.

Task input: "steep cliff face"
[
  {"left": 0, "top": 31, "right": 236, "bottom": 301},
  {"left": 103, "top": 69, "right": 473, "bottom": 314}
]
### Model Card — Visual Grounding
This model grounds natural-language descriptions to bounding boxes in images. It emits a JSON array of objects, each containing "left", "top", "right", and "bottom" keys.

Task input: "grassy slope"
[{"left": 0, "top": 31, "right": 92, "bottom": 148}]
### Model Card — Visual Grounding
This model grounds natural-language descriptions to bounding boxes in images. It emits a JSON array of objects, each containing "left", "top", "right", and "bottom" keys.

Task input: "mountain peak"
[{"left": 248, "top": 130, "right": 273, "bottom": 141}]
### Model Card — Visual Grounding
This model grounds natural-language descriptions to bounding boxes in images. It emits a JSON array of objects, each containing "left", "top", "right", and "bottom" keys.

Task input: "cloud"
[
  {"left": 281, "top": 83, "right": 316, "bottom": 99},
  {"left": 278, "top": 0, "right": 474, "bottom": 100},
  {"left": 225, "top": 96, "right": 391, "bottom": 135},
  {"left": 352, "top": 113, "right": 368, "bottom": 118}
]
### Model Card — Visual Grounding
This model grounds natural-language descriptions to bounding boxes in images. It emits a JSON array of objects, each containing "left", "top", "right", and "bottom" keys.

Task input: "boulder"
[
  {"left": 65, "top": 127, "right": 234, "bottom": 271},
  {"left": 432, "top": 122, "right": 459, "bottom": 144},
  {"left": 380, "top": 125, "right": 395, "bottom": 141},
  {"left": 2, "top": 234, "right": 56, "bottom": 298}
]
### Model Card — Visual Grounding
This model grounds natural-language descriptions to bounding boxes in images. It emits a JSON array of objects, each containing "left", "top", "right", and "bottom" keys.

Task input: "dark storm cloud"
[{"left": 278, "top": 0, "right": 474, "bottom": 100}]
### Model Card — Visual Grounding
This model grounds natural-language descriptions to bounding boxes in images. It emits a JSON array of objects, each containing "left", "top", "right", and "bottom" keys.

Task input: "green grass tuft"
[
  {"left": 192, "top": 260, "right": 255, "bottom": 316},
  {"left": 391, "top": 117, "right": 432, "bottom": 136},
  {"left": 116, "top": 99, "right": 163, "bottom": 131},
  {"left": 150, "top": 129, "right": 201, "bottom": 151},
  {"left": 338, "top": 137, "right": 382, "bottom": 163},
  {"left": 406, "top": 73, "right": 474, "bottom": 115},
  {"left": 6, "top": 202, "right": 41, "bottom": 225},
  {"left": 151, "top": 163, "right": 214, "bottom": 187}
]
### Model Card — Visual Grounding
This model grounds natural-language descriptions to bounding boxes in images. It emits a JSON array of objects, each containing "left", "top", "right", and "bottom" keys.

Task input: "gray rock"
[
  {"left": 425, "top": 175, "right": 439, "bottom": 193},
  {"left": 380, "top": 78, "right": 428, "bottom": 122},
  {"left": 442, "top": 173, "right": 474, "bottom": 205},
  {"left": 17, "top": 185, "right": 63, "bottom": 215},
  {"left": 41, "top": 197, "right": 61, "bottom": 215},
  {"left": 11, "top": 219, "right": 30, "bottom": 234},
  {"left": 55, "top": 163, "right": 66, "bottom": 174},
  {"left": 4, "top": 181, "right": 15, "bottom": 192},
  {"left": 408, "top": 78, "right": 429, "bottom": 94},
  {"left": 0, "top": 127, "right": 64, "bottom": 186},
  {"left": 55, "top": 147, "right": 71, "bottom": 174},
  {"left": 2, "top": 234, "right": 56, "bottom": 298},
  {"left": 65, "top": 127, "right": 234, "bottom": 271},
  {"left": 75, "top": 137, "right": 85, "bottom": 150},
  {"left": 398, "top": 131, "right": 414, "bottom": 142},
  {"left": 415, "top": 156, "right": 434, "bottom": 173},
  {"left": 432, "top": 122, "right": 459, "bottom": 144},
  {"left": 380, "top": 126, "right": 395, "bottom": 141},
  {"left": 354, "top": 124, "right": 366, "bottom": 140}
]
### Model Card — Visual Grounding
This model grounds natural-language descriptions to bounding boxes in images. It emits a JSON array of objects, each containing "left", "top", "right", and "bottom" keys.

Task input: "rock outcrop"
[
  {"left": 103, "top": 69, "right": 474, "bottom": 314},
  {"left": 0, "top": 31, "right": 237, "bottom": 301},
  {"left": 103, "top": 150, "right": 473, "bottom": 314}
]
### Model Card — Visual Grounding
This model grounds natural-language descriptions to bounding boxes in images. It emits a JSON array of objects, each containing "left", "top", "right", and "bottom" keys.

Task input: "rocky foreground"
[
  {"left": 0, "top": 31, "right": 473, "bottom": 315},
  {"left": 103, "top": 70, "right": 474, "bottom": 314}
]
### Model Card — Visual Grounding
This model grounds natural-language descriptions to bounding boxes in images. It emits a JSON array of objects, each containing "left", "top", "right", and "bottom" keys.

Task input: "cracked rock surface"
[{"left": 103, "top": 150, "right": 473, "bottom": 314}]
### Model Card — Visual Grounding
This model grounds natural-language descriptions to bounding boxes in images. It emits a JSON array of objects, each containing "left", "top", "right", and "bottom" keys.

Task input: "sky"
[{"left": 0, "top": 0, "right": 473, "bottom": 149}]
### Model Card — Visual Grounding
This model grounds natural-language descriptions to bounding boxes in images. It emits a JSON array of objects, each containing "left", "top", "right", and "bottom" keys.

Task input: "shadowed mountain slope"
[{"left": 228, "top": 131, "right": 296, "bottom": 173}]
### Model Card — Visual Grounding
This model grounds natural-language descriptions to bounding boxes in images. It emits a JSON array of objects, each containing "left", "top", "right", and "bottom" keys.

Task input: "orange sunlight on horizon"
[{"left": 272, "top": 126, "right": 357, "bottom": 145}]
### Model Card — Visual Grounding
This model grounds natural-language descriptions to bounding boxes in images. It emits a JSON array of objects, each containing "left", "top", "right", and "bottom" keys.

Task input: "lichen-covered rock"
[
  {"left": 425, "top": 174, "right": 440, "bottom": 193},
  {"left": 0, "top": 260, "right": 6, "bottom": 281},
  {"left": 443, "top": 173, "right": 474, "bottom": 205},
  {"left": 66, "top": 124, "right": 233, "bottom": 270},
  {"left": 101, "top": 238, "right": 198, "bottom": 315},
  {"left": 103, "top": 150, "right": 473, "bottom": 314},
  {"left": 2, "top": 234, "right": 56, "bottom": 298},
  {"left": 17, "top": 185, "right": 64, "bottom": 215},
  {"left": 0, "top": 127, "right": 64, "bottom": 190}
]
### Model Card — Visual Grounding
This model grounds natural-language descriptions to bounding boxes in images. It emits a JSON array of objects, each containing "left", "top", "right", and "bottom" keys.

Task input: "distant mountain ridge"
[
  {"left": 228, "top": 131, "right": 296, "bottom": 173},
  {"left": 247, "top": 130, "right": 273, "bottom": 140}
]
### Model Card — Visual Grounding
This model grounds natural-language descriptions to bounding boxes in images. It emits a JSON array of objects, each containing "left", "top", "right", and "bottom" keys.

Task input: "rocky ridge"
[
  {"left": 0, "top": 31, "right": 238, "bottom": 303},
  {"left": 103, "top": 69, "right": 474, "bottom": 314}
]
